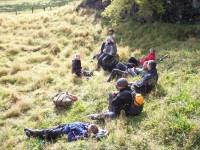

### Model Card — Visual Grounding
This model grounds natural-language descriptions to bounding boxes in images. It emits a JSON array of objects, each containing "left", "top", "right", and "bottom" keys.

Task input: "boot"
[
  {"left": 24, "top": 128, "right": 45, "bottom": 138},
  {"left": 24, "top": 128, "right": 31, "bottom": 138},
  {"left": 88, "top": 114, "right": 103, "bottom": 120},
  {"left": 107, "top": 77, "right": 111, "bottom": 82}
]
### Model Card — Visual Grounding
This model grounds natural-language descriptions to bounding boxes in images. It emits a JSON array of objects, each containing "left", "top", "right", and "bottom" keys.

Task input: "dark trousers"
[
  {"left": 108, "top": 63, "right": 128, "bottom": 81},
  {"left": 100, "top": 42, "right": 105, "bottom": 54},
  {"left": 128, "top": 57, "right": 140, "bottom": 67},
  {"left": 28, "top": 124, "right": 67, "bottom": 141},
  {"left": 98, "top": 53, "right": 113, "bottom": 71},
  {"left": 75, "top": 72, "right": 82, "bottom": 77}
]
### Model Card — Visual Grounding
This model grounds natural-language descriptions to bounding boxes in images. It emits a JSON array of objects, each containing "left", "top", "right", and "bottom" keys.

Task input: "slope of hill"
[{"left": 0, "top": 1, "right": 200, "bottom": 149}]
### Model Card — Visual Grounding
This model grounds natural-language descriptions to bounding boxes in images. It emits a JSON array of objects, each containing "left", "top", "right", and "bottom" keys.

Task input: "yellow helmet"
[{"left": 134, "top": 94, "right": 144, "bottom": 106}]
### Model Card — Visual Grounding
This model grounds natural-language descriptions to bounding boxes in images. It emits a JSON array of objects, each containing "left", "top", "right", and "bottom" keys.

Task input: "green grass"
[
  {"left": 0, "top": 0, "right": 74, "bottom": 13},
  {"left": 0, "top": 1, "right": 200, "bottom": 149}
]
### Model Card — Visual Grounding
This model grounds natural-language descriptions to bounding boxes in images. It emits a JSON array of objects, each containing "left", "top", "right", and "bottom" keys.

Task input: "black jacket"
[
  {"left": 132, "top": 68, "right": 158, "bottom": 95},
  {"left": 72, "top": 59, "right": 82, "bottom": 74},
  {"left": 111, "top": 87, "right": 133, "bottom": 116}
]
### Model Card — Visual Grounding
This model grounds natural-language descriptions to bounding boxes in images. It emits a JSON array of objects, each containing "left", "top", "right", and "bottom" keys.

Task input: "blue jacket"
[
  {"left": 132, "top": 68, "right": 158, "bottom": 95},
  {"left": 63, "top": 122, "right": 90, "bottom": 142}
]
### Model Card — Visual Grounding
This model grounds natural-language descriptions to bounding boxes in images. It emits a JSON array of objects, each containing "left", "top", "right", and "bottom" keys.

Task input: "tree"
[
  {"left": 102, "top": 0, "right": 165, "bottom": 24},
  {"left": 102, "top": 0, "right": 200, "bottom": 23}
]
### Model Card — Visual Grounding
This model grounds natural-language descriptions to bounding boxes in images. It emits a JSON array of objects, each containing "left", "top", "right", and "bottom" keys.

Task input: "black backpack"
[{"left": 125, "top": 91, "right": 144, "bottom": 116}]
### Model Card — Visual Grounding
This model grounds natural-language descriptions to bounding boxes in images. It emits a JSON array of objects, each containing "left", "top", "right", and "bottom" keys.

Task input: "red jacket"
[{"left": 140, "top": 53, "right": 156, "bottom": 65}]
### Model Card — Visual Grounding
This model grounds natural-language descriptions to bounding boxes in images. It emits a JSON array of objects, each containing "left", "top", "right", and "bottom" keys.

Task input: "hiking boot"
[
  {"left": 24, "top": 128, "right": 31, "bottom": 138},
  {"left": 107, "top": 78, "right": 111, "bottom": 82},
  {"left": 88, "top": 114, "right": 101, "bottom": 120},
  {"left": 88, "top": 113, "right": 106, "bottom": 121}
]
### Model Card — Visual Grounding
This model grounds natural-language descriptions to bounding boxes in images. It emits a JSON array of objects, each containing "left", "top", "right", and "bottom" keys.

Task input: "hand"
[{"left": 112, "top": 92, "right": 118, "bottom": 96}]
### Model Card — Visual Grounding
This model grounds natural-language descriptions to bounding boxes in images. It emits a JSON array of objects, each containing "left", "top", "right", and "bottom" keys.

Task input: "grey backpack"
[{"left": 53, "top": 92, "right": 73, "bottom": 107}]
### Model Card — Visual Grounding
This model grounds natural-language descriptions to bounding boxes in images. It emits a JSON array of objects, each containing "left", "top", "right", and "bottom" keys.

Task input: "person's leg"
[
  {"left": 51, "top": 124, "right": 67, "bottom": 130},
  {"left": 107, "top": 69, "right": 118, "bottom": 82},
  {"left": 107, "top": 69, "right": 128, "bottom": 82},
  {"left": 107, "top": 93, "right": 117, "bottom": 111},
  {"left": 47, "top": 128, "right": 65, "bottom": 140},
  {"left": 127, "top": 57, "right": 140, "bottom": 67},
  {"left": 103, "top": 111, "right": 116, "bottom": 119},
  {"left": 102, "top": 55, "right": 113, "bottom": 71},
  {"left": 100, "top": 43, "right": 105, "bottom": 53},
  {"left": 24, "top": 126, "right": 65, "bottom": 140},
  {"left": 98, "top": 53, "right": 106, "bottom": 67},
  {"left": 116, "top": 62, "right": 127, "bottom": 71},
  {"left": 75, "top": 72, "right": 82, "bottom": 77},
  {"left": 107, "top": 61, "right": 118, "bottom": 72},
  {"left": 88, "top": 111, "right": 116, "bottom": 120},
  {"left": 24, "top": 128, "right": 46, "bottom": 139}
]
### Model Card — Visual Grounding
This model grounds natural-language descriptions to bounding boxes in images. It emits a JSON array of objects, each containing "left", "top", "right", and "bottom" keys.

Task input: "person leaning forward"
[{"left": 88, "top": 78, "right": 133, "bottom": 120}]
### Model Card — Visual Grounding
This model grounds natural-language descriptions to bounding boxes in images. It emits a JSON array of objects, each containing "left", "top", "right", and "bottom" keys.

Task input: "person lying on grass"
[
  {"left": 88, "top": 78, "right": 143, "bottom": 121},
  {"left": 24, "top": 122, "right": 98, "bottom": 142},
  {"left": 107, "top": 61, "right": 148, "bottom": 82},
  {"left": 129, "top": 60, "right": 158, "bottom": 95}
]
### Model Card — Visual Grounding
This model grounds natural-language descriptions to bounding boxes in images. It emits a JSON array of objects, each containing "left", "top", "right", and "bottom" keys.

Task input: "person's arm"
[
  {"left": 67, "top": 130, "right": 88, "bottom": 142},
  {"left": 111, "top": 92, "right": 126, "bottom": 106},
  {"left": 80, "top": 61, "right": 82, "bottom": 70},
  {"left": 72, "top": 60, "right": 76, "bottom": 73},
  {"left": 67, "top": 131, "right": 77, "bottom": 142},
  {"left": 103, "top": 44, "right": 108, "bottom": 53},
  {"left": 134, "top": 75, "right": 151, "bottom": 88}
]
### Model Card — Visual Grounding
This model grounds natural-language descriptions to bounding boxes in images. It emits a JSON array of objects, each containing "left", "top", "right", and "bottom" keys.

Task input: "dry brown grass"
[
  {"left": 5, "top": 106, "right": 21, "bottom": 118},
  {"left": 10, "top": 92, "right": 21, "bottom": 103},
  {"left": 0, "top": 68, "right": 10, "bottom": 77}
]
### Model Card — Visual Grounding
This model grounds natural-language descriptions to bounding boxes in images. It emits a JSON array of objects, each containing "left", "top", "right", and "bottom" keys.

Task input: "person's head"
[
  {"left": 150, "top": 48, "right": 155, "bottom": 54},
  {"left": 143, "top": 61, "right": 148, "bottom": 69},
  {"left": 75, "top": 53, "right": 81, "bottom": 60},
  {"left": 147, "top": 60, "right": 157, "bottom": 70},
  {"left": 88, "top": 124, "right": 99, "bottom": 134},
  {"left": 106, "top": 36, "right": 112, "bottom": 43},
  {"left": 108, "top": 28, "right": 114, "bottom": 35},
  {"left": 116, "top": 78, "right": 128, "bottom": 90},
  {"left": 70, "top": 95, "right": 78, "bottom": 102}
]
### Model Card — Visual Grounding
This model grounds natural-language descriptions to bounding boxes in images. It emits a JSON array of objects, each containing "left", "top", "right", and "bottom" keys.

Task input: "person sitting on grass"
[
  {"left": 72, "top": 53, "right": 82, "bottom": 77},
  {"left": 128, "top": 48, "right": 156, "bottom": 67},
  {"left": 24, "top": 122, "right": 99, "bottom": 142},
  {"left": 88, "top": 78, "right": 133, "bottom": 120},
  {"left": 107, "top": 61, "right": 148, "bottom": 82},
  {"left": 98, "top": 36, "right": 117, "bottom": 71},
  {"left": 95, "top": 28, "right": 116, "bottom": 60},
  {"left": 130, "top": 60, "right": 158, "bottom": 95}
]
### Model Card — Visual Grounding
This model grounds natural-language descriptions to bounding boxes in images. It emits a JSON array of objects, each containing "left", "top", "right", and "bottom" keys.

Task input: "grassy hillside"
[
  {"left": 0, "top": 0, "right": 73, "bottom": 13},
  {"left": 0, "top": 1, "right": 200, "bottom": 149}
]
